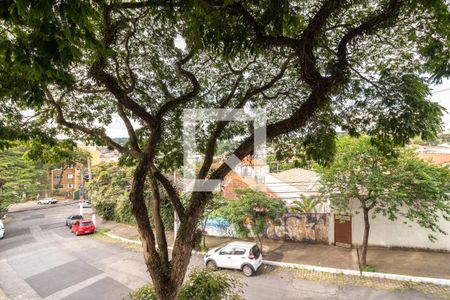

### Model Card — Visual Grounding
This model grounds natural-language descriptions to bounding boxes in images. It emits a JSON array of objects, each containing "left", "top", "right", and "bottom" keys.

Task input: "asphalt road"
[{"left": 0, "top": 203, "right": 438, "bottom": 300}]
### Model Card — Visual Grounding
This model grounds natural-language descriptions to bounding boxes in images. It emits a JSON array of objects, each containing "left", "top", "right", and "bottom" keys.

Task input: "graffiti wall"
[
  {"left": 203, "top": 218, "right": 237, "bottom": 237},
  {"left": 265, "top": 213, "right": 328, "bottom": 243}
]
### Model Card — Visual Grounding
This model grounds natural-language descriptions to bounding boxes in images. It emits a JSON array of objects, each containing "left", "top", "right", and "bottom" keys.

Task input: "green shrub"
[
  {"left": 363, "top": 265, "right": 376, "bottom": 272},
  {"left": 94, "top": 199, "right": 116, "bottom": 220},
  {"left": 177, "top": 268, "right": 243, "bottom": 300},
  {"left": 130, "top": 283, "right": 158, "bottom": 300},
  {"left": 130, "top": 269, "right": 243, "bottom": 300},
  {"left": 115, "top": 196, "right": 135, "bottom": 224}
]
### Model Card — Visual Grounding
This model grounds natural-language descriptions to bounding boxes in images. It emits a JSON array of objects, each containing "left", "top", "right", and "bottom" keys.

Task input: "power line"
[{"left": 432, "top": 87, "right": 450, "bottom": 94}]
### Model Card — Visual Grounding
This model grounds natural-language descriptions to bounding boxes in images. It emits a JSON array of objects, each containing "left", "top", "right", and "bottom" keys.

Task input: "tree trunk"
[
  {"left": 202, "top": 215, "right": 208, "bottom": 249},
  {"left": 361, "top": 207, "right": 370, "bottom": 267},
  {"left": 128, "top": 158, "right": 210, "bottom": 300},
  {"left": 128, "top": 158, "right": 176, "bottom": 300},
  {"left": 256, "top": 233, "right": 264, "bottom": 255},
  {"left": 57, "top": 165, "right": 68, "bottom": 191}
]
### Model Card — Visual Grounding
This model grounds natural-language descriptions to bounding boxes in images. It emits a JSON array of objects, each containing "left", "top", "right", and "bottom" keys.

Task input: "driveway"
[{"left": 0, "top": 203, "right": 440, "bottom": 300}]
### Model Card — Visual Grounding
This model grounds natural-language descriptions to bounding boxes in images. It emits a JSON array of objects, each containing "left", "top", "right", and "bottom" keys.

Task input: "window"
[
  {"left": 81, "top": 221, "right": 93, "bottom": 226},
  {"left": 67, "top": 174, "right": 74, "bottom": 179},
  {"left": 233, "top": 248, "right": 246, "bottom": 255},
  {"left": 54, "top": 174, "right": 61, "bottom": 179},
  {"left": 68, "top": 184, "right": 74, "bottom": 189},
  {"left": 219, "top": 248, "right": 232, "bottom": 255},
  {"left": 250, "top": 245, "right": 261, "bottom": 259}
]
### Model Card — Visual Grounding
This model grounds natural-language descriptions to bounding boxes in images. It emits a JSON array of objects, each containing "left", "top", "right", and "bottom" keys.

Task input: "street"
[{"left": 0, "top": 203, "right": 440, "bottom": 300}]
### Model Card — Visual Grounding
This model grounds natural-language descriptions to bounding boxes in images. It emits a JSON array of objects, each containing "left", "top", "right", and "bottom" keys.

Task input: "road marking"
[
  {"left": 0, "top": 259, "right": 42, "bottom": 300},
  {"left": 44, "top": 273, "right": 107, "bottom": 300}
]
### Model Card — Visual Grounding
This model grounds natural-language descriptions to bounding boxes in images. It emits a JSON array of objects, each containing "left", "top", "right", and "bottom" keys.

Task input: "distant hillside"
[{"left": 112, "top": 137, "right": 129, "bottom": 146}]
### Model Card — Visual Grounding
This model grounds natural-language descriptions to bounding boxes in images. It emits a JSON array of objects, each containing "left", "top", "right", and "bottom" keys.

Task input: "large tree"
[
  {"left": 0, "top": 147, "right": 48, "bottom": 217},
  {"left": 1, "top": 1, "right": 449, "bottom": 299},
  {"left": 319, "top": 136, "right": 450, "bottom": 267}
]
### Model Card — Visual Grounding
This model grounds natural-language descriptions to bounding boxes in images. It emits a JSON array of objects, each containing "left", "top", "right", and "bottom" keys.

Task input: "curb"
[
  {"left": 104, "top": 232, "right": 450, "bottom": 287},
  {"left": 105, "top": 232, "right": 207, "bottom": 255},
  {"left": 262, "top": 260, "right": 450, "bottom": 287},
  {"left": 7, "top": 200, "right": 78, "bottom": 214},
  {"left": 105, "top": 233, "right": 140, "bottom": 244}
]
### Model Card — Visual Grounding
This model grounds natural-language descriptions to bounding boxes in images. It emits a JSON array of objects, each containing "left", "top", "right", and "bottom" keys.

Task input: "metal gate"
[{"left": 334, "top": 215, "right": 352, "bottom": 248}]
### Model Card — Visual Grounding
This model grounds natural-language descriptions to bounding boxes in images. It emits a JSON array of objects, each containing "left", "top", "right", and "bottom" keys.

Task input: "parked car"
[
  {"left": 66, "top": 215, "right": 83, "bottom": 228},
  {"left": 204, "top": 241, "right": 262, "bottom": 276},
  {"left": 37, "top": 198, "right": 57, "bottom": 205},
  {"left": 71, "top": 219, "right": 95, "bottom": 236},
  {"left": 0, "top": 220, "right": 4, "bottom": 239},
  {"left": 82, "top": 200, "right": 91, "bottom": 208}
]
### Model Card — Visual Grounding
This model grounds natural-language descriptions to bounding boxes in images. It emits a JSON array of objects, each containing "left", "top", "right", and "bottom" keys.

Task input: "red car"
[{"left": 71, "top": 219, "right": 95, "bottom": 236}]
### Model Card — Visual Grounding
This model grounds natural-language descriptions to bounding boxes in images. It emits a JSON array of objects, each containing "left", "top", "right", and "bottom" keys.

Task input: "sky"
[
  {"left": 430, "top": 78, "right": 450, "bottom": 133},
  {"left": 105, "top": 78, "right": 450, "bottom": 138}
]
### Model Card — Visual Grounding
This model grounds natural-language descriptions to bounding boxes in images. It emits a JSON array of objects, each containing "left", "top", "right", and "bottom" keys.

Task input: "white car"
[
  {"left": 37, "top": 198, "right": 57, "bottom": 205},
  {"left": 82, "top": 200, "right": 91, "bottom": 208},
  {"left": 0, "top": 220, "right": 4, "bottom": 239},
  {"left": 204, "top": 241, "right": 263, "bottom": 276}
]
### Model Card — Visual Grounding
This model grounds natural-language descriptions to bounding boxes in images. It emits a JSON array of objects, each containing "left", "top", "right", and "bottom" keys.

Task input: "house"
[
  {"left": 217, "top": 158, "right": 330, "bottom": 243},
  {"left": 78, "top": 144, "right": 120, "bottom": 167},
  {"left": 264, "top": 168, "right": 323, "bottom": 205},
  {"left": 415, "top": 145, "right": 450, "bottom": 167}
]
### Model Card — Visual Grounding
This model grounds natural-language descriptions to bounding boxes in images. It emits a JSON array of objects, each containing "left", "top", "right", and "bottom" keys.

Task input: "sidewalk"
[{"left": 97, "top": 219, "right": 450, "bottom": 280}]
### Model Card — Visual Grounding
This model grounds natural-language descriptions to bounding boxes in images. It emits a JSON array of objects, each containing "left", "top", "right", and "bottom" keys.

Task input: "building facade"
[{"left": 50, "top": 163, "right": 83, "bottom": 195}]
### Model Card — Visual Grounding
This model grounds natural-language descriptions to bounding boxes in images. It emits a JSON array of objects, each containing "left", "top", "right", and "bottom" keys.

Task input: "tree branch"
[
  {"left": 151, "top": 165, "right": 186, "bottom": 221},
  {"left": 332, "top": 0, "right": 403, "bottom": 81},
  {"left": 148, "top": 174, "right": 169, "bottom": 263},
  {"left": 89, "top": 5, "right": 158, "bottom": 128},
  {"left": 155, "top": 52, "right": 201, "bottom": 120},
  {"left": 197, "top": 55, "right": 293, "bottom": 179},
  {"left": 117, "top": 102, "right": 141, "bottom": 153},
  {"left": 43, "top": 86, "right": 141, "bottom": 159}
]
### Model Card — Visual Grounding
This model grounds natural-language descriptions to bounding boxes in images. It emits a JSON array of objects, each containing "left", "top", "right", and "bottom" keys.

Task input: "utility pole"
[
  {"left": 87, "top": 156, "right": 92, "bottom": 181},
  {"left": 86, "top": 155, "right": 96, "bottom": 225},
  {"left": 173, "top": 171, "right": 180, "bottom": 242}
]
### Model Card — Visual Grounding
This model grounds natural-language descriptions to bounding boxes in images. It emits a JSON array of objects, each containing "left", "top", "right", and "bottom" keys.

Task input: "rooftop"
[{"left": 268, "top": 168, "right": 320, "bottom": 193}]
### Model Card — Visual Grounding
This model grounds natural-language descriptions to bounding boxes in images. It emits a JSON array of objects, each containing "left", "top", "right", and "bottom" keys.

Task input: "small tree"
[
  {"left": 214, "top": 189, "right": 286, "bottom": 252},
  {"left": 319, "top": 136, "right": 450, "bottom": 267},
  {"left": 289, "top": 195, "right": 321, "bottom": 213}
]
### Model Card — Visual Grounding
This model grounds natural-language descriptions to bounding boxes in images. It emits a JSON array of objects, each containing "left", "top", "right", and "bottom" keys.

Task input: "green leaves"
[
  {"left": 289, "top": 195, "right": 321, "bottom": 213},
  {"left": 0, "top": 147, "right": 48, "bottom": 216},
  {"left": 213, "top": 189, "right": 286, "bottom": 238}
]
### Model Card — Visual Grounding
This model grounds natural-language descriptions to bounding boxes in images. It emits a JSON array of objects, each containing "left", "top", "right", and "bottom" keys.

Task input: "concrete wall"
[{"left": 349, "top": 200, "right": 450, "bottom": 251}]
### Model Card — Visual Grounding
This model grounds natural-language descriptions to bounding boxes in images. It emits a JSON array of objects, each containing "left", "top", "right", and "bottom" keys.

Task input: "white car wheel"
[{"left": 242, "top": 265, "right": 253, "bottom": 277}]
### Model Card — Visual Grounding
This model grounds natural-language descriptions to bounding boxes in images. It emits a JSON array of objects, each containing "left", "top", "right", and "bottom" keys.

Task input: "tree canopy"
[
  {"left": 0, "top": 147, "right": 48, "bottom": 217},
  {"left": 1, "top": 1, "right": 449, "bottom": 299}
]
